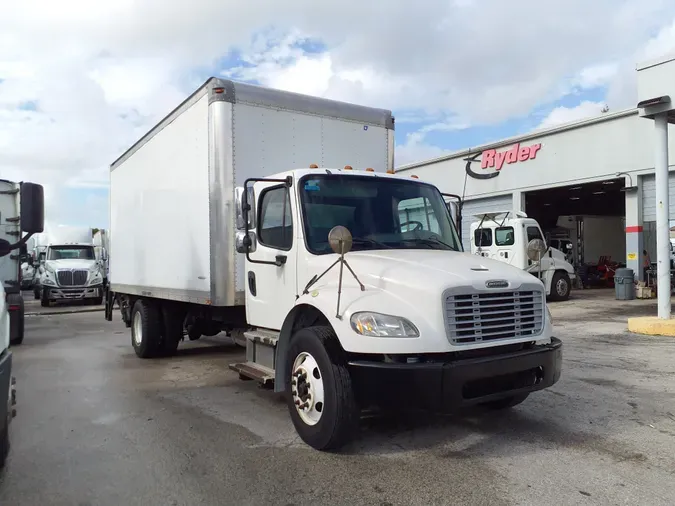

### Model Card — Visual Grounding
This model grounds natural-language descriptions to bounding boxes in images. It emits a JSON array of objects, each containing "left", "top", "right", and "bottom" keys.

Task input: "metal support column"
[{"left": 654, "top": 114, "right": 670, "bottom": 319}]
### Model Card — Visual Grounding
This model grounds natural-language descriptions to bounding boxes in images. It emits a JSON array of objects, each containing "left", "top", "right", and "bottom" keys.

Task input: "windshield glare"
[
  {"left": 48, "top": 246, "right": 95, "bottom": 260},
  {"left": 299, "top": 175, "right": 462, "bottom": 255}
]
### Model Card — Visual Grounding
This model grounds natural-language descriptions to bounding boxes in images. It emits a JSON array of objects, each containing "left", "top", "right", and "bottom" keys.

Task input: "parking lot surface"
[{"left": 1, "top": 289, "right": 675, "bottom": 505}]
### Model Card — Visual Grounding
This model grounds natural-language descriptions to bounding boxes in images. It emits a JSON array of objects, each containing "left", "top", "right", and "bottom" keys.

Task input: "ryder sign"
[{"left": 481, "top": 142, "right": 542, "bottom": 171}]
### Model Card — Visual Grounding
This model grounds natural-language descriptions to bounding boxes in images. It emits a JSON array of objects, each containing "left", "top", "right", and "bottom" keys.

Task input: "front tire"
[
  {"left": 549, "top": 271, "right": 571, "bottom": 301},
  {"left": 40, "top": 288, "right": 50, "bottom": 307},
  {"left": 130, "top": 299, "right": 162, "bottom": 359},
  {"left": 33, "top": 288, "right": 40, "bottom": 300},
  {"left": 285, "top": 326, "right": 359, "bottom": 451}
]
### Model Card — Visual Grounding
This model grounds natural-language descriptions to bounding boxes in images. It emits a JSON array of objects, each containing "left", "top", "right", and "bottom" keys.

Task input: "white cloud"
[
  {"left": 537, "top": 101, "right": 608, "bottom": 130},
  {"left": 2, "top": 0, "right": 675, "bottom": 227}
]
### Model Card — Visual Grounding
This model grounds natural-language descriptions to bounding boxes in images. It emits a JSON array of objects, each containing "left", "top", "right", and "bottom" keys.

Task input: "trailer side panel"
[{"left": 110, "top": 94, "right": 211, "bottom": 304}]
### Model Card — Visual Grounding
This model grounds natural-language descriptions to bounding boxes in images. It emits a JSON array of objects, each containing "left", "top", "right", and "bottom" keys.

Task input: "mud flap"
[{"left": 104, "top": 287, "right": 114, "bottom": 322}]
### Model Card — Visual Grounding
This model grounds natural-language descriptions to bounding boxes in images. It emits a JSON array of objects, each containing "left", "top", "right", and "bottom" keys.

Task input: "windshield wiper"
[
  {"left": 405, "top": 237, "right": 457, "bottom": 251},
  {"left": 351, "top": 237, "right": 392, "bottom": 249}
]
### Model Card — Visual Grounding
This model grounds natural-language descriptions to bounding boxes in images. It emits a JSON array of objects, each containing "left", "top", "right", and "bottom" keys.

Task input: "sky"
[{"left": 2, "top": 0, "right": 675, "bottom": 230}]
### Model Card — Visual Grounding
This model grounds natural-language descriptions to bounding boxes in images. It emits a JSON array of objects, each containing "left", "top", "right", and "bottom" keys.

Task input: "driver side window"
[{"left": 397, "top": 197, "right": 440, "bottom": 233}]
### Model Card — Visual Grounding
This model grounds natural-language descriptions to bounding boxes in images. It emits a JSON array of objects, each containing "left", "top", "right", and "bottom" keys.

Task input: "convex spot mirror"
[
  {"left": 328, "top": 226, "right": 353, "bottom": 255},
  {"left": 527, "top": 238, "right": 548, "bottom": 261},
  {"left": 20, "top": 182, "right": 45, "bottom": 234}
]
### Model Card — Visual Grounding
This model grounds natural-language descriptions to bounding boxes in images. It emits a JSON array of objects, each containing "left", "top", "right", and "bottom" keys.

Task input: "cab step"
[
  {"left": 229, "top": 328, "right": 279, "bottom": 388},
  {"left": 229, "top": 362, "right": 275, "bottom": 387}
]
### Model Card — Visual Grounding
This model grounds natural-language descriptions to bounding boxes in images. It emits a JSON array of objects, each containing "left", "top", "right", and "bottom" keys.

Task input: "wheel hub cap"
[
  {"left": 291, "top": 352, "right": 325, "bottom": 426},
  {"left": 133, "top": 312, "right": 143, "bottom": 346}
]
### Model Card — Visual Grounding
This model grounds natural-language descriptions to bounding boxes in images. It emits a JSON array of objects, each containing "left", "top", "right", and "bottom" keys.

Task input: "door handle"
[{"left": 275, "top": 255, "right": 287, "bottom": 266}]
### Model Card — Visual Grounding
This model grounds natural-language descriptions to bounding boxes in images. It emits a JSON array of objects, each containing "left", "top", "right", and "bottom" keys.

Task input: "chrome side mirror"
[
  {"left": 235, "top": 186, "right": 256, "bottom": 230},
  {"left": 235, "top": 230, "right": 257, "bottom": 253}
]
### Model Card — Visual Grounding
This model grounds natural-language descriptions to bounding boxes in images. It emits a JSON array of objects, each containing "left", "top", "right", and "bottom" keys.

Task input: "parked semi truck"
[
  {"left": 35, "top": 225, "right": 104, "bottom": 307},
  {"left": 1, "top": 179, "right": 37, "bottom": 345},
  {"left": 470, "top": 211, "right": 576, "bottom": 301},
  {"left": 0, "top": 180, "right": 44, "bottom": 468},
  {"left": 93, "top": 229, "right": 109, "bottom": 288},
  {"left": 105, "top": 78, "right": 562, "bottom": 451}
]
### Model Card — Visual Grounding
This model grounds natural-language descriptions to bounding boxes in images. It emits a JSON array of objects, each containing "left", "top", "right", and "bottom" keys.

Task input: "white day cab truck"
[
  {"left": 470, "top": 211, "right": 576, "bottom": 301},
  {"left": 36, "top": 225, "right": 104, "bottom": 307},
  {"left": 0, "top": 180, "right": 44, "bottom": 468},
  {"left": 105, "top": 78, "right": 562, "bottom": 451}
]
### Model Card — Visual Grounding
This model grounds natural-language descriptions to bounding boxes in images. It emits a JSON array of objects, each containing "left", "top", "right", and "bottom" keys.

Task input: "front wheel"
[
  {"left": 33, "top": 288, "right": 40, "bottom": 300},
  {"left": 285, "top": 326, "right": 359, "bottom": 451},
  {"left": 549, "top": 271, "right": 571, "bottom": 301}
]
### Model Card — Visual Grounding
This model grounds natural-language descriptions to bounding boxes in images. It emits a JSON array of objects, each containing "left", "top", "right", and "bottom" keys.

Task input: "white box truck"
[
  {"left": 105, "top": 78, "right": 562, "bottom": 451},
  {"left": 0, "top": 180, "right": 44, "bottom": 468}
]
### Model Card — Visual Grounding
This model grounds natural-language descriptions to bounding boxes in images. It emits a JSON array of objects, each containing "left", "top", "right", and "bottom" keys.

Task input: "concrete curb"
[
  {"left": 25, "top": 307, "right": 105, "bottom": 317},
  {"left": 627, "top": 316, "right": 675, "bottom": 336}
]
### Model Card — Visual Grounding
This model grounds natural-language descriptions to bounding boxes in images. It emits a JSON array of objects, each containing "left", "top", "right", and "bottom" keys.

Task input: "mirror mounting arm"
[{"left": 0, "top": 231, "right": 37, "bottom": 258}]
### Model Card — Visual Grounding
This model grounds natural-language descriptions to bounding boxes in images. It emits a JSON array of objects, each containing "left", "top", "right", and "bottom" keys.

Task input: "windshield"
[
  {"left": 299, "top": 175, "right": 462, "bottom": 255},
  {"left": 47, "top": 246, "right": 95, "bottom": 260}
]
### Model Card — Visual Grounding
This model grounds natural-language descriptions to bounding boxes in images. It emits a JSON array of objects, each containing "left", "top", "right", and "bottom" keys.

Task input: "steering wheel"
[{"left": 400, "top": 221, "right": 424, "bottom": 232}]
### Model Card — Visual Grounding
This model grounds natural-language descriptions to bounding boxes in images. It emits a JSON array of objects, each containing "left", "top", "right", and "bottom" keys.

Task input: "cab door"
[{"left": 245, "top": 182, "right": 298, "bottom": 330}]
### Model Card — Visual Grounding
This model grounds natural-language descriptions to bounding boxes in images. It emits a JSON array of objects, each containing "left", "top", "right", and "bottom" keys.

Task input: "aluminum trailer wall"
[{"left": 110, "top": 77, "right": 394, "bottom": 308}]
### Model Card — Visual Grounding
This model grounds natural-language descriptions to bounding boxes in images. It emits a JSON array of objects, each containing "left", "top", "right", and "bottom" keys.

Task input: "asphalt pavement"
[{"left": 2, "top": 290, "right": 675, "bottom": 505}]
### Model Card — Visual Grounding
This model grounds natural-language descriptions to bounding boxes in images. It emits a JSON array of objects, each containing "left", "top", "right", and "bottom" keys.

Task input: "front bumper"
[
  {"left": 44, "top": 284, "right": 103, "bottom": 301},
  {"left": 0, "top": 350, "right": 12, "bottom": 429},
  {"left": 348, "top": 337, "right": 562, "bottom": 411}
]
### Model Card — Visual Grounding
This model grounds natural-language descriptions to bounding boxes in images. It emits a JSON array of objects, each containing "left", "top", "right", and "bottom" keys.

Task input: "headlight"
[
  {"left": 546, "top": 305, "right": 553, "bottom": 325},
  {"left": 350, "top": 312, "right": 419, "bottom": 337}
]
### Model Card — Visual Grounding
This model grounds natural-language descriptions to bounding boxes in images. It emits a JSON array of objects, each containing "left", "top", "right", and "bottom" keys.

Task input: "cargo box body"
[{"left": 109, "top": 78, "right": 395, "bottom": 307}]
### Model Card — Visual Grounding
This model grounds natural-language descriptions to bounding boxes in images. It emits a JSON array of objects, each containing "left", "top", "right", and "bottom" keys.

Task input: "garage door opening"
[{"left": 525, "top": 178, "right": 626, "bottom": 289}]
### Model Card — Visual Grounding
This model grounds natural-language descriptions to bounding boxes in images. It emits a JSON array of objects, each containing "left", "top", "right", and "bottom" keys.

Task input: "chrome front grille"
[
  {"left": 445, "top": 290, "right": 544, "bottom": 345},
  {"left": 57, "top": 270, "right": 88, "bottom": 286}
]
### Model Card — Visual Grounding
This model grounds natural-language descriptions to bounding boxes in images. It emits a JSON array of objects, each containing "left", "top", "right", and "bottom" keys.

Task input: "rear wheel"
[
  {"left": 160, "top": 304, "right": 186, "bottom": 357},
  {"left": 130, "top": 299, "right": 162, "bottom": 359},
  {"left": 8, "top": 294, "right": 24, "bottom": 346},
  {"left": 0, "top": 376, "right": 11, "bottom": 469},
  {"left": 285, "top": 326, "right": 359, "bottom": 451}
]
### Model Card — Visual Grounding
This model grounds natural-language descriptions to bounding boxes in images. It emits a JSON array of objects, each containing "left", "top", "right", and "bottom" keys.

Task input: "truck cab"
[
  {"left": 37, "top": 238, "right": 104, "bottom": 307},
  {"left": 0, "top": 180, "right": 44, "bottom": 468},
  {"left": 229, "top": 168, "right": 562, "bottom": 449},
  {"left": 469, "top": 211, "right": 576, "bottom": 301}
]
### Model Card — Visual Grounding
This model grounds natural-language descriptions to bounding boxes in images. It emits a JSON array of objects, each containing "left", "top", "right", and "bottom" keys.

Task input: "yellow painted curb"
[{"left": 627, "top": 316, "right": 675, "bottom": 337}]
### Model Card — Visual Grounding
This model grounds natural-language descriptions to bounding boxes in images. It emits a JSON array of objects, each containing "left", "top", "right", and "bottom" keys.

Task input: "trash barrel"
[{"left": 614, "top": 268, "right": 635, "bottom": 300}]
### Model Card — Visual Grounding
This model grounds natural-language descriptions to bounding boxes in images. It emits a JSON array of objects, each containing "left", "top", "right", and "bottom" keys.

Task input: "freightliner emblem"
[{"left": 485, "top": 280, "right": 508, "bottom": 289}]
